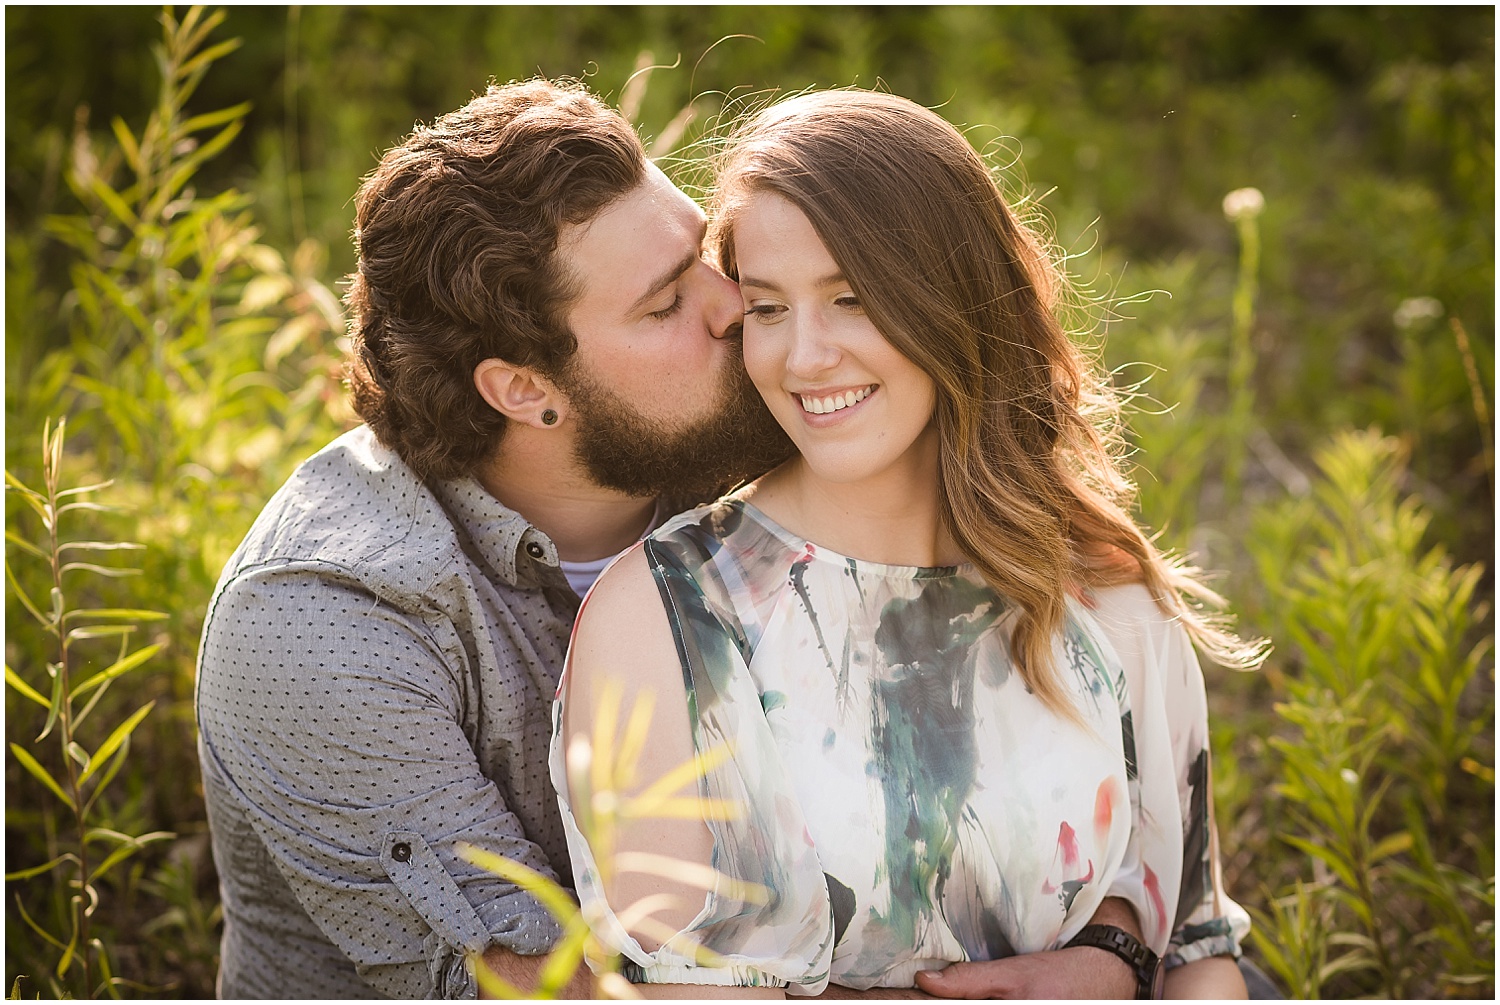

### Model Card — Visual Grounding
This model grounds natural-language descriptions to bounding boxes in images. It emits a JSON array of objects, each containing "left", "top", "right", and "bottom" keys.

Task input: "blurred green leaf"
[{"left": 10, "top": 743, "right": 72, "bottom": 806}]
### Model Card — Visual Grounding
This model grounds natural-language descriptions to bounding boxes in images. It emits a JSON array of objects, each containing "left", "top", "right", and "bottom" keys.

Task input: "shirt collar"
[{"left": 430, "top": 475, "right": 559, "bottom": 590}]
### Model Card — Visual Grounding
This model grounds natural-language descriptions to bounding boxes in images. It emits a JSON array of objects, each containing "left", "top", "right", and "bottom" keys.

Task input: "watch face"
[{"left": 1149, "top": 958, "right": 1167, "bottom": 999}]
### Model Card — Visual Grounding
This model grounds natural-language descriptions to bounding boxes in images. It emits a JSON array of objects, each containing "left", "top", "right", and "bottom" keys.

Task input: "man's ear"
[{"left": 473, "top": 359, "right": 566, "bottom": 428}]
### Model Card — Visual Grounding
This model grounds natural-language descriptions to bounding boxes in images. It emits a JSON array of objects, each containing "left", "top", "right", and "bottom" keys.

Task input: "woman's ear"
[{"left": 473, "top": 358, "right": 566, "bottom": 429}]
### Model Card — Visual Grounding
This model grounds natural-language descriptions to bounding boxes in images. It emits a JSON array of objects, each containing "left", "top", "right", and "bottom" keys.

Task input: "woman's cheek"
[{"left": 740, "top": 330, "right": 784, "bottom": 401}]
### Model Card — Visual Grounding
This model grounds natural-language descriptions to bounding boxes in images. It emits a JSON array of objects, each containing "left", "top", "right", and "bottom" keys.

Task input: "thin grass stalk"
[
  {"left": 34, "top": 420, "right": 96, "bottom": 995},
  {"left": 1223, "top": 188, "right": 1264, "bottom": 506},
  {"left": 1449, "top": 317, "right": 1494, "bottom": 498}
]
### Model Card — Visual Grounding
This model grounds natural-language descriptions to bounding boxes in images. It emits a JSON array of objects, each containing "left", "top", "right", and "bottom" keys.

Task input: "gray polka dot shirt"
[{"left": 196, "top": 426, "right": 580, "bottom": 998}]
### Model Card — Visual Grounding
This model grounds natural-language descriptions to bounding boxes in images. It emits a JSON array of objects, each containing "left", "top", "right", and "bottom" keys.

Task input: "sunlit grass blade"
[
  {"left": 81, "top": 744, "right": 133, "bottom": 817},
  {"left": 630, "top": 742, "right": 734, "bottom": 810},
  {"left": 90, "top": 831, "right": 174, "bottom": 885},
  {"left": 67, "top": 626, "right": 138, "bottom": 643},
  {"left": 537, "top": 918, "right": 591, "bottom": 995},
  {"left": 5, "top": 468, "right": 48, "bottom": 505},
  {"left": 90, "top": 938, "right": 123, "bottom": 1000},
  {"left": 472, "top": 958, "right": 529, "bottom": 1000},
  {"left": 40, "top": 662, "right": 65, "bottom": 741},
  {"left": 613, "top": 892, "right": 687, "bottom": 933},
  {"left": 596, "top": 971, "right": 640, "bottom": 999},
  {"left": 11, "top": 743, "right": 71, "bottom": 806},
  {"left": 54, "top": 480, "right": 115, "bottom": 499},
  {"left": 66, "top": 741, "right": 90, "bottom": 770},
  {"left": 614, "top": 852, "right": 768, "bottom": 904},
  {"left": 626, "top": 797, "right": 741, "bottom": 821},
  {"left": 176, "top": 37, "right": 242, "bottom": 81},
  {"left": 13, "top": 894, "right": 68, "bottom": 951},
  {"left": 57, "top": 541, "right": 145, "bottom": 554},
  {"left": 615, "top": 689, "right": 656, "bottom": 794},
  {"left": 6, "top": 854, "right": 79, "bottom": 882},
  {"left": 458, "top": 844, "right": 579, "bottom": 925},
  {"left": 6, "top": 665, "right": 51, "bottom": 708},
  {"left": 64, "top": 608, "right": 169, "bottom": 624},
  {"left": 591, "top": 678, "right": 623, "bottom": 801},
  {"left": 60, "top": 562, "right": 142, "bottom": 579},
  {"left": 6, "top": 530, "right": 49, "bottom": 561},
  {"left": 180, "top": 102, "right": 252, "bottom": 136},
  {"left": 71, "top": 645, "right": 162, "bottom": 702},
  {"left": 55, "top": 908, "right": 79, "bottom": 979},
  {"left": 87, "top": 176, "right": 140, "bottom": 231},
  {"left": 77, "top": 701, "right": 154, "bottom": 785},
  {"left": 6, "top": 560, "right": 51, "bottom": 627}
]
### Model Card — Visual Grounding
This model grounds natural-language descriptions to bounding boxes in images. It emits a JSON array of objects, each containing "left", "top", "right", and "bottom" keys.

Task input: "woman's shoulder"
[{"left": 1079, "top": 582, "right": 1202, "bottom": 694}]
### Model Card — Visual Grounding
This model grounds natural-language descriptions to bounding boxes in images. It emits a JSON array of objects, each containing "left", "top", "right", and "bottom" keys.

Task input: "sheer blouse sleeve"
[
  {"left": 550, "top": 538, "right": 835, "bottom": 994},
  {"left": 1084, "top": 585, "right": 1251, "bottom": 967}
]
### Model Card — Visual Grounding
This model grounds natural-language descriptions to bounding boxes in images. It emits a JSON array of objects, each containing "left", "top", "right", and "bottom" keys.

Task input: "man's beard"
[{"left": 551, "top": 335, "right": 793, "bottom": 501}]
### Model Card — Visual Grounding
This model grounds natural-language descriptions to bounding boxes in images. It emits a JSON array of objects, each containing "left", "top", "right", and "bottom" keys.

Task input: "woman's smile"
[{"left": 795, "top": 383, "right": 878, "bottom": 419}]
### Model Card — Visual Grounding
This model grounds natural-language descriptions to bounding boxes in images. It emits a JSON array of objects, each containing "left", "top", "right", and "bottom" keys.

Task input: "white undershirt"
[
  {"left": 557, "top": 502, "right": 665, "bottom": 598},
  {"left": 559, "top": 554, "right": 614, "bottom": 597}
]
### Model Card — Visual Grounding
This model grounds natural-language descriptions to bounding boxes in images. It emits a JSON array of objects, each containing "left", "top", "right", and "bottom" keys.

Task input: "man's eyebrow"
[{"left": 627, "top": 217, "right": 708, "bottom": 316}]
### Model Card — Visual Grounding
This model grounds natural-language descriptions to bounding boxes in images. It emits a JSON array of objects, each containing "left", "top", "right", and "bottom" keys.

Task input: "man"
[{"left": 195, "top": 78, "right": 789, "bottom": 998}]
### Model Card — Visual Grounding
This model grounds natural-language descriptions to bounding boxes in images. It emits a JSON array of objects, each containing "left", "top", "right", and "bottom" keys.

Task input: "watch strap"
[{"left": 1064, "top": 923, "right": 1163, "bottom": 999}]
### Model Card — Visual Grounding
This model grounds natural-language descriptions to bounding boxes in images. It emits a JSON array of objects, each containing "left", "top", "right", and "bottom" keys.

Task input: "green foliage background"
[{"left": 5, "top": 5, "right": 1493, "bottom": 998}]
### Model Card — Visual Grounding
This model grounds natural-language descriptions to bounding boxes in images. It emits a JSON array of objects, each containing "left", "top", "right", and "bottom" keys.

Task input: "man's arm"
[
  {"left": 198, "top": 566, "right": 564, "bottom": 997},
  {"left": 479, "top": 946, "right": 594, "bottom": 999}
]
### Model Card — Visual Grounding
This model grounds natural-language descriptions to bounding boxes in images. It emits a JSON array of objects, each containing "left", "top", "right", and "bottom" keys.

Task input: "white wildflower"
[
  {"left": 1222, "top": 187, "right": 1265, "bottom": 222},
  {"left": 1393, "top": 296, "right": 1444, "bottom": 330}
]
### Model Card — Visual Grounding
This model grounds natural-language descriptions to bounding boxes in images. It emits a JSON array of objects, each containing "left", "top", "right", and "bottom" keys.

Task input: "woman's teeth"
[{"left": 799, "top": 385, "right": 875, "bottom": 415}]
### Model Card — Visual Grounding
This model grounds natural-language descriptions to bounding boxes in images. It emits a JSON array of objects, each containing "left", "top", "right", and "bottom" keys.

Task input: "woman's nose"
[{"left": 785, "top": 317, "right": 841, "bottom": 378}]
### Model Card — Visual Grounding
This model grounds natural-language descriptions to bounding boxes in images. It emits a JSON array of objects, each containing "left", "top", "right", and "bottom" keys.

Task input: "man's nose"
[{"left": 702, "top": 264, "right": 743, "bottom": 340}]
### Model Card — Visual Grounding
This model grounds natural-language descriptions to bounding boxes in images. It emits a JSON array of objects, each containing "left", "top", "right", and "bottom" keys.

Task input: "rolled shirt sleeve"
[{"left": 198, "top": 566, "right": 564, "bottom": 998}]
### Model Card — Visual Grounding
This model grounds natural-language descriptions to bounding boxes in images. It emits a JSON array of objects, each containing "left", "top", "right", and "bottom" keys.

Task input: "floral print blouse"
[{"left": 550, "top": 497, "right": 1248, "bottom": 993}]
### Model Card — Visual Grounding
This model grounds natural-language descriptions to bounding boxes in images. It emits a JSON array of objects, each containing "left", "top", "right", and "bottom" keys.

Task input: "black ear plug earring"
[{"left": 541, "top": 409, "right": 558, "bottom": 426}]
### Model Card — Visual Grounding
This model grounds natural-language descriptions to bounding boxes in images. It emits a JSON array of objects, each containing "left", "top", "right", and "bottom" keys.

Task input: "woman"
[{"left": 551, "top": 90, "right": 1260, "bottom": 998}]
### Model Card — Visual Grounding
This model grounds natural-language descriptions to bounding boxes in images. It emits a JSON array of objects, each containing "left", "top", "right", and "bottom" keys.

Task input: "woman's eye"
[
  {"left": 835, "top": 294, "right": 863, "bottom": 311},
  {"left": 647, "top": 294, "right": 683, "bottom": 320},
  {"left": 744, "top": 303, "right": 785, "bottom": 320}
]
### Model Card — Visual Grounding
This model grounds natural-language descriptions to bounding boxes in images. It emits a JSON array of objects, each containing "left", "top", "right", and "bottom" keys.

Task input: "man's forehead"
[
  {"left": 560, "top": 165, "right": 705, "bottom": 304},
  {"left": 563, "top": 164, "right": 700, "bottom": 246}
]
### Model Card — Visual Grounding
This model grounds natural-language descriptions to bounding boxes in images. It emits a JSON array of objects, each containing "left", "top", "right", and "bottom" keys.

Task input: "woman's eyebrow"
[{"left": 739, "top": 271, "right": 847, "bottom": 292}]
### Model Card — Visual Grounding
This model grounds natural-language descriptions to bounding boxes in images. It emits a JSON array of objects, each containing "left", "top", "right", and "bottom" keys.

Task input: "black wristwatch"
[{"left": 1064, "top": 923, "right": 1166, "bottom": 999}]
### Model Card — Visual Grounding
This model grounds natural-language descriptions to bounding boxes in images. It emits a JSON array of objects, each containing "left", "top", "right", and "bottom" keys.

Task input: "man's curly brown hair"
[{"left": 343, "top": 79, "right": 646, "bottom": 480}]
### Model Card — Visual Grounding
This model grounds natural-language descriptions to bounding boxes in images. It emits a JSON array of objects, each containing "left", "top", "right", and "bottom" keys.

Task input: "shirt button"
[
  {"left": 391, "top": 842, "right": 412, "bottom": 863},
  {"left": 525, "top": 541, "right": 545, "bottom": 560}
]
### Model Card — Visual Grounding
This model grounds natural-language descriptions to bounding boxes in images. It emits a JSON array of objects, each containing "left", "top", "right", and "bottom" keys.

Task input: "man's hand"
[
  {"left": 478, "top": 946, "right": 596, "bottom": 999},
  {"left": 914, "top": 896, "right": 1140, "bottom": 999},
  {"left": 913, "top": 945, "right": 1137, "bottom": 999}
]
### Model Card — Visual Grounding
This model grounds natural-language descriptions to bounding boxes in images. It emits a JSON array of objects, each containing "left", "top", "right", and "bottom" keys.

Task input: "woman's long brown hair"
[{"left": 709, "top": 90, "right": 1265, "bottom": 719}]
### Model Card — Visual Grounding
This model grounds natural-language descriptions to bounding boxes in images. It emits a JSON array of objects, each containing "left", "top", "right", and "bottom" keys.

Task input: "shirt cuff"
[{"left": 1164, "top": 918, "right": 1242, "bottom": 968}]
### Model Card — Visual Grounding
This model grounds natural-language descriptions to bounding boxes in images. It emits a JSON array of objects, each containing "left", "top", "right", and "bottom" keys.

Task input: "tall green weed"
[
  {"left": 1245, "top": 430, "right": 1493, "bottom": 997},
  {"left": 5, "top": 420, "right": 172, "bottom": 998},
  {"left": 6, "top": 7, "right": 349, "bottom": 995}
]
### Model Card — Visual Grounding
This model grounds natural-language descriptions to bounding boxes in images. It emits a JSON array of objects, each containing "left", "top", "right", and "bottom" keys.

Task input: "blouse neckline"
[{"left": 727, "top": 496, "right": 976, "bottom": 581}]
